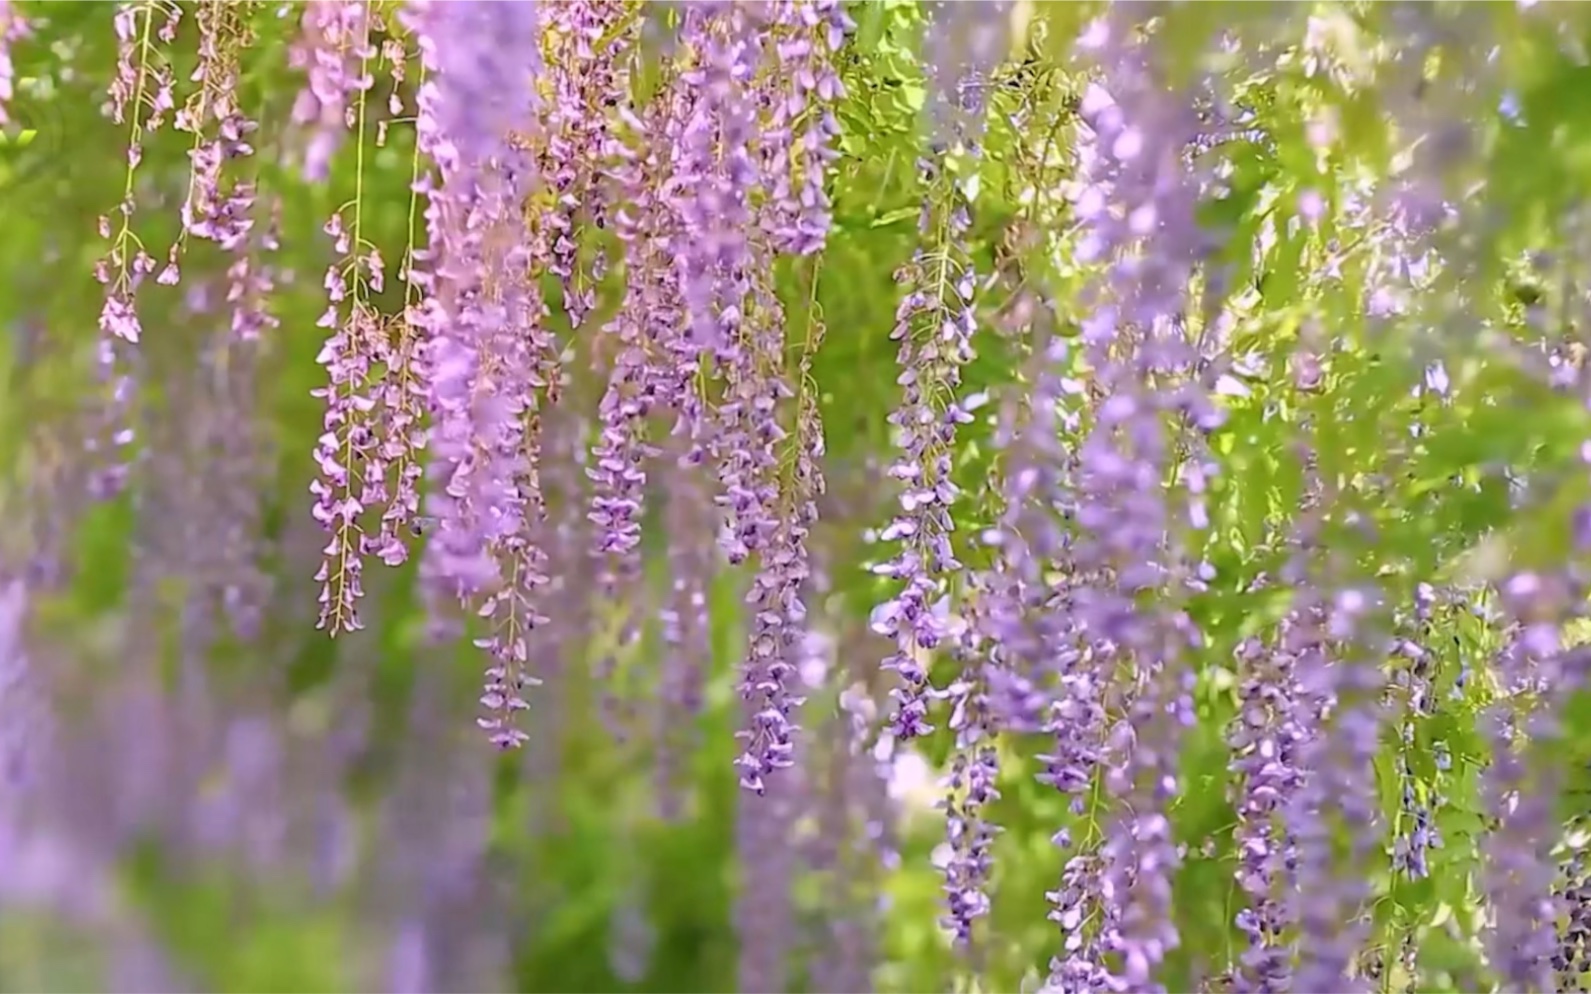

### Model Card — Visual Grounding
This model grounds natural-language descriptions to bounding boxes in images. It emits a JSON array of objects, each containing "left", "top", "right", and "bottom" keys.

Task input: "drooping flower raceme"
[
  {"left": 542, "top": 0, "right": 634, "bottom": 331},
  {"left": 870, "top": 154, "right": 978, "bottom": 742},
  {"left": 1279, "top": 585, "right": 1384, "bottom": 994},
  {"left": 308, "top": 20, "right": 381, "bottom": 636},
  {"left": 404, "top": 0, "right": 555, "bottom": 747},
  {"left": 89, "top": 2, "right": 182, "bottom": 503},
  {"left": 723, "top": 270, "right": 802, "bottom": 793},
  {"left": 289, "top": 0, "right": 372, "bottom": 183},
  {"left": 406, "top": 0, "right": 543, "bottom": 597},
  {"left": 670, "top": 2, "right": 763, "bottom": 358},
  {"left": 758, "top": 0, "right": 850, "bottom": 256},
  {"left": 982, "top": 318, "right": 1087, "bottom": 731},
  {"left": 603, "top": 90, "right": 709, "bottom": 768},
  {"left": 1058, "top": 15, "right": 1219, "bottom": 990},
  {"left": 97, "top": 1, "right": 181, "bottom": 345},
  {"left": 1480, "top": 573, "right": 1588, "bottom": 992},
  {"left": 587, "top": 70, "right": 669, "bottom": 740},
  {"left": 305, "top": 2, "right": 382, "bottom": 636},
  {"left": 667, "top": 2, "right": 846, "bottom": 794},
  {"left": 938, "top": 605, "right": 999, "bottom": 949},
  {"left": 1227, "top": 613, "right": 1309, "bottom": 993},
  {"left": 178, "top": 1, "right": 260, "bottom": 256}
]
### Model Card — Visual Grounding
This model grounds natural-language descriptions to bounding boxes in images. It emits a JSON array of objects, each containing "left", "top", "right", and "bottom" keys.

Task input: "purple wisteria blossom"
[
  {"left": 1481, "top": 573, "right": 1589, "bottom": 993},
  {"left": 670, "top": 2, "right": 763, "bottom": 356},
  {"left": 27, "top": 6, "right": 1591, "bottom": 994},
  {"left": 289, "top": 0, "right": 372, "bottom": 183},
  {"left": 405, "top": 0, "right": 555, "bottom": 747},
  {"left": 1058, "top": 13, "right": 1218, "bottom": 989},
  {"left": 544, "top": 0, "right": 634, "bottom": 330},
  {"left": 759, "top": 0, "right": 850, "bottom": 256},
  {"left": 727, "top": 274, "right": 815, "bottom": 794},
  {"left": 1227, "top": 617, "right": 1308, "bottom": 993},
  {"left": 939, "top": 606, "right": 1000, "bottom": 948},
  {"left": 869, "top": 155, "right": 977, "bottom": 742}
]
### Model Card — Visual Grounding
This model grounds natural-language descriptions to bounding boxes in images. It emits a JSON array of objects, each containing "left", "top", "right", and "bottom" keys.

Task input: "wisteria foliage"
[{"left": 11, "top": 1, "right": 1591, "bottom": 992}]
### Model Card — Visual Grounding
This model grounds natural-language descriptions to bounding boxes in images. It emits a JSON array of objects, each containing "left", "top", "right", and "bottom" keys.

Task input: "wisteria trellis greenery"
[{"left": 7, "top": 1, "right": 1591, "bottom": 991}]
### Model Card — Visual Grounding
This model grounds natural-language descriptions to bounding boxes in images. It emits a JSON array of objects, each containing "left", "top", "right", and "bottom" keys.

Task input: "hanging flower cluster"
[{"left": 19, "top": 3, "right": 1591, "bottom": 993}]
